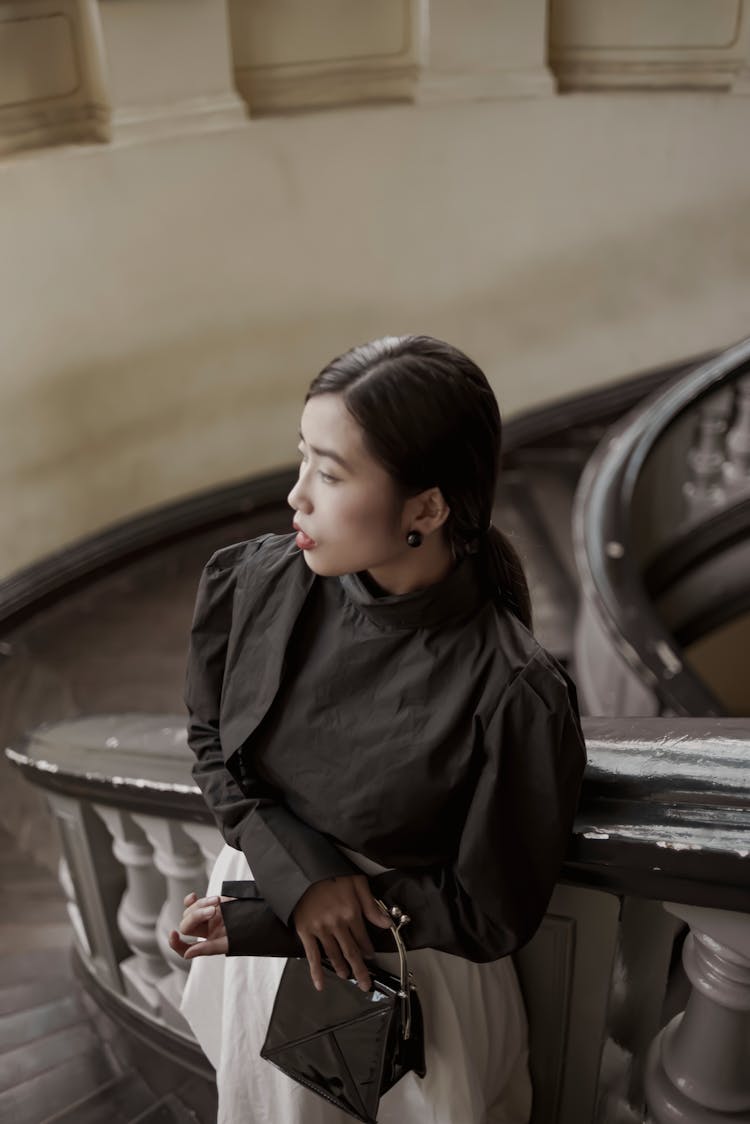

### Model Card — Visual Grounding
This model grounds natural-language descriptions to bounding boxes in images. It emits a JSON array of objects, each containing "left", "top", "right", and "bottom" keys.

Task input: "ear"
[{"left": 405, "top": 487, "right": 450, "bottom": 536}]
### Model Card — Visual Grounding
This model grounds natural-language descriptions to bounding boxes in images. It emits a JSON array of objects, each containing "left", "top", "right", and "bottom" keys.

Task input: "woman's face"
[{"left": 287, "top": 393, "right": 409, "bottom": 577}]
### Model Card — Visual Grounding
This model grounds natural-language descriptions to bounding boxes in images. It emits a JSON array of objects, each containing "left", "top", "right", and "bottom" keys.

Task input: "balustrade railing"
[
  {"left": 573, "top": 336, "right": 750, "bottom": 717},
  {"left": 6, "top": 713, "right": 749, "bottom": 1124},
  {"left": 683, "top": 374, "right": 750, "bottom": 520}
]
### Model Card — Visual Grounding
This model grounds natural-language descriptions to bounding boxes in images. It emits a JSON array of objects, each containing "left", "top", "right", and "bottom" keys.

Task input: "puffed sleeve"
[
  {"left": 367, "top": 652, "right": 587, "bottom": 962},
  {"left": 184, "top": 542, "right": 359, "bottom": 939}
]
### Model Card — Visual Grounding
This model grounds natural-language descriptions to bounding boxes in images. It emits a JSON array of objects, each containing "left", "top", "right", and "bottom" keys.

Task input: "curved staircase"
[{"left": 1, "top": 341, "right": 748, "bottom": 1122}]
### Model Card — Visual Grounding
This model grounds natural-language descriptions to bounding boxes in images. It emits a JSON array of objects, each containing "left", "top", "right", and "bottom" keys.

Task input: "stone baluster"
[
  {"left": 181, "top": 821, "right": 224, "bottom": 884},
  {"left": 682, "top": 390, "right": 734, "bottom": 519},
  {"left": 723, "top": 374, "right": 750, "bottom": 496},
  {"left": 94, "top": 805, "right": 169, "bottom": 1016},
  {"left": 644, "top": 903, "right": 750, "bottom": 1122},
  {"left": 131, "top": 814, "right": 213, "bottom": 1030},
  {"left": 58, "top": 851, "right": 90, "bottom": 958}
]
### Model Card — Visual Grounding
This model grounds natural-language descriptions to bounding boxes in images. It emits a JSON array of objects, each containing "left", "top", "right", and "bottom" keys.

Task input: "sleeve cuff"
[
  {"left": 238, "top": 814, "right": 361, "bottom": 926},
  {"left": 220, "top": 898, "right": 305, "bottom": 957}
]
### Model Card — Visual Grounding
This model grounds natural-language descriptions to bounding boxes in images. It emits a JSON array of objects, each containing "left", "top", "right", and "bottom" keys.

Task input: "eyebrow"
[{"left": 298, "top": 431, "right": 353, "bottom": 472}]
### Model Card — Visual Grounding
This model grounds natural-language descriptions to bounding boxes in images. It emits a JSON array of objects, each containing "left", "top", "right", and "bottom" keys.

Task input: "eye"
[{"left": 319, "top": 471, "right": 339, "bottom": 484}]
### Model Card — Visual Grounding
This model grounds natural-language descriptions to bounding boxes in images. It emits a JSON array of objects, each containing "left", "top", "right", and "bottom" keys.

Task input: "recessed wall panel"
[
  {"left": 0, "top": 12, "right": 79, "bottom": 107},
  {"left": 550, "top": 0, "right": 741, "bottom": 51},
  {"left": 230, "top": 0, "right": 411, "bottom": 70},
  {"left": 229, "top": 0, "right": 419, "bottom": 113},
  {"left": 549, "top": 0, "right": 749, "bottom": 90}
]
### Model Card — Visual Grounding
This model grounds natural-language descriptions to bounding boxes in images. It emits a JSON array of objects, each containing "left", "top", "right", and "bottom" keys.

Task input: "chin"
[
  {"left": 300, "top": 547, "right": 365, "bottom": 578},
  {"left": 299, "top": 550, "right": 341, "bottom": 577}
]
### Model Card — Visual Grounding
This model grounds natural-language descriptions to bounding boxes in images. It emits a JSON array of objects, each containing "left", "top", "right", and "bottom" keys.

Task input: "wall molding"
[
  {"left": 108, "top": 92, "right": 248, "bottom": 146},
  {"left": 235, "top": 63, "right": 417, "bottom": 115},
  {"left": 0, "top": 0, "right": 106, "bottom": 153},
  {"left": 230, "top": 0, "right": 421, "bottom": 114},
  {"left": 551, "top": 57, "right": 749, "bottom": 92},
  {"left": 415, "top": 66, "right": 555, "bottom": 104},
  {"left": 549, "top": 0, "right": 750, "bottom": 92}
]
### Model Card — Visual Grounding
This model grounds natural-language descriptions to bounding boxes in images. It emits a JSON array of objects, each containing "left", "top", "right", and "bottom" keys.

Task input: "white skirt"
[{"left": 181, "top": 844, "right": 532, "bottom": 1124}]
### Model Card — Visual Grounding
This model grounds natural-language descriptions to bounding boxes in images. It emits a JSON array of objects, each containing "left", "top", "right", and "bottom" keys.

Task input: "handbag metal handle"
[{"left": 373, "top": 898, "right": 413, "bottom": 1039}]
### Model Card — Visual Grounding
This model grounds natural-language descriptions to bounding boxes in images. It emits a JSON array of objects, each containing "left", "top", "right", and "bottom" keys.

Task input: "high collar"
[{"left": 338, "top": 557, "right": 487, "bottom": 630}]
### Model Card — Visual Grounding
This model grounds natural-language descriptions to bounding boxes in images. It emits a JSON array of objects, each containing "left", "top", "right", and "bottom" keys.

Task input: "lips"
[{"left": 293, "top": 522, "right": 317, "bottom": 550}]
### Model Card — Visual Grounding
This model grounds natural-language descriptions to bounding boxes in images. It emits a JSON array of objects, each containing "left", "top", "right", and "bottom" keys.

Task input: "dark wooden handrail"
[{"left": 7, "top": 714, "right": 749, "bottom": 914}]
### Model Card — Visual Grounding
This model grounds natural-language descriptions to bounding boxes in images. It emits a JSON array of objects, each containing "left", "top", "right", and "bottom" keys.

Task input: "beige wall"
[
  {"left": 2, "top": 87, "right": 750, "bottom": 578},
  {"left": 687, "top": 610, "right": 750, "bottom": 715}
]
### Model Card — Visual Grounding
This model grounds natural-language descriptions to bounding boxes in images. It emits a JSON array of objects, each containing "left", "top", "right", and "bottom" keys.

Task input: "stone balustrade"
[
  {"left": 573, "top": 338, "right": 750, "bottom": 718},
  {"left": 645, "top": 904, "right": 750, "bottom": 1123},
  {"left": 5, "top": 713, "right": 749, "bottom": 1124},
  {"left": 683, "top": 374, "right": 750, "bottom": 520}
]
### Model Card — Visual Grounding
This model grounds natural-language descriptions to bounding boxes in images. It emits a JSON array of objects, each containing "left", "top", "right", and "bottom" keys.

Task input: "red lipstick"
[{"left": 293, "top": 522, "right": 317, "bottom": 551}]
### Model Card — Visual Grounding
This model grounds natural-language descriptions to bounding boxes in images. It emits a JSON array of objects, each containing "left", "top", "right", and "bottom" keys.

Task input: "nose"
[{"left": 287, "top": 471, "right": 310, "bottom": 514}]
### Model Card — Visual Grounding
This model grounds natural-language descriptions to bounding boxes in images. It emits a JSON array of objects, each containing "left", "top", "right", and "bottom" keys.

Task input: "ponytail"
[{"left": 480, "top": 526, "right": 532, "bottom": 631}]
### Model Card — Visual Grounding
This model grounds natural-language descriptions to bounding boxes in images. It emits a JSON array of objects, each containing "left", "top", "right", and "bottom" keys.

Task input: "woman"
[{"left": 170, "top": 335, "right": 587, "bottom": 1123}]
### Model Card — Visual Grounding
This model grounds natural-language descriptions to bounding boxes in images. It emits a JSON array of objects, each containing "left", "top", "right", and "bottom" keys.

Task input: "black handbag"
[{"left": 259, "top": 898, "right": 426, "bottom": 1123}]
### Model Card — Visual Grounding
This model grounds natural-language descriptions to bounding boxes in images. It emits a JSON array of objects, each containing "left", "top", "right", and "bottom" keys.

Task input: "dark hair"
[{"left": 306, "top": 335, "right": 532, "bottom": 629}]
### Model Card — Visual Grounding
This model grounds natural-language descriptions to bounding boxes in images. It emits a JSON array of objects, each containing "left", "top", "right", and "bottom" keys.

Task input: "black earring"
[{"left": 406, "top": 530, "right": 423, "bottom": 548}]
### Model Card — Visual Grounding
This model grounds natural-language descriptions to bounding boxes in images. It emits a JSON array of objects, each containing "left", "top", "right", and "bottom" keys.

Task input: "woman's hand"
[
  {"left": 293, "top": 875, "right": 393, "bottom": 993},
  {"left": 168, "top": 891, "right": 232, "bottom": 960}
]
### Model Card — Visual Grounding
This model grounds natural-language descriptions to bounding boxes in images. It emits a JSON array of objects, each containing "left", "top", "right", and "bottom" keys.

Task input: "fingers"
[
  {"left": 354, "top": 878, "right": 394, "bottom": 930},
  {"left": 168, "top": 929, "right": 192, "bottom": 958},
  {"left": 319, "top": 934, "right": 350, "bottom": 981},
  {"left": 167, "top": 931, "right": 228, "bottom": 959},
  {"left": 300, "top": 932, "right": 324, "bottom": 992},
  {"left": 337, "top": 931, "right": 372, "bottom": 992},
  {"left": 184, "top": 935, "right": 228, "bottom": 959},
  {"left": 168, "top": 894, "right": 222, "bottom": 960},
  {"left": 293, "top": 876, "right": 391, "bottom": 994},
  {"left": 300, "top": 930, "right": 370, "bottom": 992},
  {"left": 180, "top": 896, "right": 220, "bottom": 938},
  {"left": 306, "top": 928, "right": 372, "bottom": 992},
  {"left": 350, "top": 916, "right": 376, "bottom": 960}
]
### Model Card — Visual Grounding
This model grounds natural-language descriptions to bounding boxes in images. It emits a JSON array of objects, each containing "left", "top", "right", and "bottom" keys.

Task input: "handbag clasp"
[{"left": 374, "top": 898, "right": 413, "bottom": 1040}]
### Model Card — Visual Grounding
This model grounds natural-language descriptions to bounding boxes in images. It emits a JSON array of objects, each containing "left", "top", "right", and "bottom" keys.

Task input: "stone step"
[
  {"left": 0, "top": 993, "right": 88, "bottom": 1053},
  {"left": 128, "top": 1092, "right": 202, "bottom": 1123},
  {"left": 0, "top": 1019, "right": 107, "bottom": 1093},
  {"left": 0, "top": 975, "right": 75, "bottom": 1017},
  {"left": 0, "top": 1044, "right": 120, "bottom": 1124},
  {"left": 0, "top": 921, "right": 73, "bottom": 954},
  {"left": 43, "top": 1069, "right": 154, "bottom": 1124},
  {"left": 0, "top": 948, "right": 76, "bottom": 990},
  {"left": 2, "top": 882, "right": 69, "bottom": 927},
  {"left": 0, "top": 861, "right": 60, "bottom": 891}
]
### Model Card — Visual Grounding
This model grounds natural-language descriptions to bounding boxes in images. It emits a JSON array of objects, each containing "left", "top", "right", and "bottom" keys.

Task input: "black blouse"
[{"left": 184, "top": 533, "right": 586, "bottom": 962}]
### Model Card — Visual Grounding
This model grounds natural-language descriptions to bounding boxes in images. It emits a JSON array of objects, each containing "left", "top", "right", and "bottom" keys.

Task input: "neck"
[{"left": 366, "top": 537, "right": 455, "bottom": 596}]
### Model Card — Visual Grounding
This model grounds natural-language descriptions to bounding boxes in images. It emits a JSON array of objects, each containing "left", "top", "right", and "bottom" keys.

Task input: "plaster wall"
[{"left": 1, "top": 91, "right": 749, "bottom": 577}]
